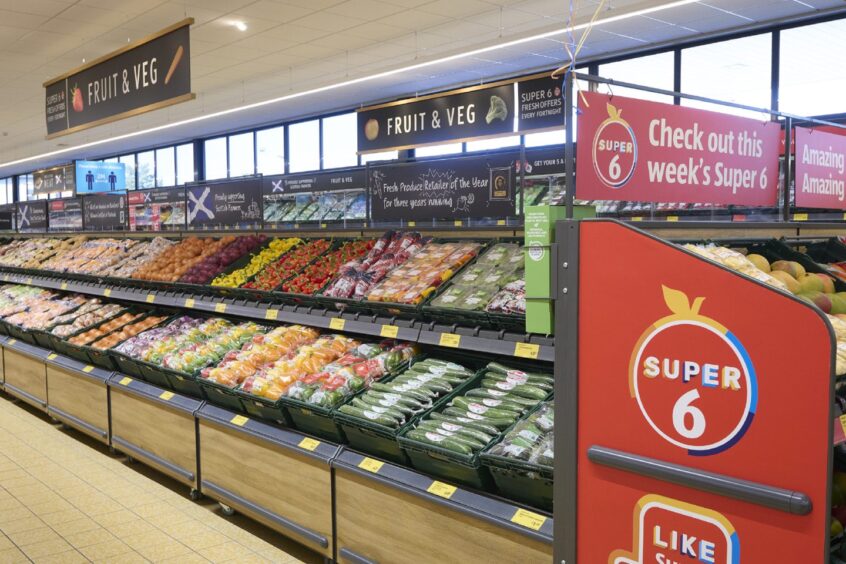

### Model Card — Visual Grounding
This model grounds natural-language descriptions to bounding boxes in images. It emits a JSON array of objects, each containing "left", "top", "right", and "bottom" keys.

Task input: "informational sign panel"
[
  {"left": 574, "top": 220, "right": 831, "bottom": 562},
  {"left": 83, "top": 193, "right": 126, "bottom": 230},
  {"left": 262, "top": 169, "right": 365, "bottom": 195},
  {"left": 75, "top": 161, "right": 126, "bottom": 194},
  {"left": 369, "top": 153, "right": 516, "bottom": 221},
  {"left": 358, "top": 83, "right": 515, "bottom": 153},
  {"left": 16, "top": 201, "right": 47, "bottom": 231},
  {"left": 128, "top": 187, "right": 186, "bottom": 231},
  {"left": 188, "top": 179, "right": 262, "bottom": 228},
  {"left": 0, "top": 204, "right": 15, "bottom": 231},
  {"left": 48, "top": 198, "right": 83, "bottom": 231},
  {"left": 33, "top": 164, "right": 75, "bottom": 195},
  {"left": 576, "top": 92, "right": 781, "bottom": 206},
  {"left": 516, "top": 76, "right": 563, "bottom": 133},
  {"left": 794, "top": 127, "right": 846, "bottom": 209},
  {"left": 45, "top": 19, "right": 193, "bottom": 137},
  {"left": 519, "top": 145, "right": 565, "bottom": 176}
]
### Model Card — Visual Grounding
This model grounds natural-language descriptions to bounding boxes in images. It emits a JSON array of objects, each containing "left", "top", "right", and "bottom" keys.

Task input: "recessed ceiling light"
[{"left": 233, "top": 21, "right": 247, "bottom": 32}]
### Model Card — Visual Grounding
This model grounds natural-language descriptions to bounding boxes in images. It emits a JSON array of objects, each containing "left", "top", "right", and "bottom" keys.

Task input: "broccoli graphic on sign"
[{"left": 486, "top": 95, "right": 508, "bottom": 124}]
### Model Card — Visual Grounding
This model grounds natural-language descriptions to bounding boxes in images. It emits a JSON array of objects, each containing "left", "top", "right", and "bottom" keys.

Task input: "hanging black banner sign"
[
  {"left": 33, "top": 164, "right": 76, "bottom": 195},
  {"left": 188, "top": 179, "right": 262, "bottom": 228},
  {"left": 16, "top": 201, "right": 47, "bottom": 231},
  {"left": 83, "top": 193, "right": 126, "bottom": 230},
  {"left": 0, "top": 205, "right": 15, "bottom": 231},
  {"left": 516, "top": 75, "right": 564, "bottom": 133},
  {"left": 520, "top": 145, "right": 565, "bottom": 176},
  {"left": 369, "top": 153, "right": 516, "bottom": 221},
  {"left": 45, "top": 19, "right": 193, "bottom": 138},
  {"left": 358, "top": 82, "right": 515, "bottom": 153},
  {"left": 48, "top": 198, "right": 83, "bottom": 231}
]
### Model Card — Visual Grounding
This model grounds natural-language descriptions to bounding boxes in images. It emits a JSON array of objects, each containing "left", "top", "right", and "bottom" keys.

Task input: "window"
[
  {"left": 17, "top": 174, "right": 32, "bottom": 202},
  {"left": 176, "top": 143, "right": 194, "bottom": 184},
  {"left": 228, "top": 132, "right": 255, "bottom": 177},
  {"left": 0, "top": 178, "right": 11, "bottom": 204},
  {"left": 781, "top": 19, "right": 846, "bottom": 116},
  {"left": 598, "top": 52, "right": 675, "bottom": 103},
  {"left": 137, "top": 150, "right": 155, "bottom": 189},
  {"left": 118, "top": 155, "right": 136, "bottom": 190},
  {"left": 155, "top": 147, "right": 175, "bottom": 187},
  {"left": 682, "top": 33, "right": 773, "bottom": 118},
  {"left": 416, "top": 143, "right": 463, "bottom": 158},
  {"left": 289, "top": 119, "right": 320, "bottom": 173},
  {"left": 361, "top": 150, "right": 398, "bottom": 164},
  {"left": 466, "top": 135, "right": 520, "bottom": 152},
  {"left": 103, "top": 157, "right": 118, "bottom": 163},
  {"left": 256, "top": 126, "right": 285, "bottom": 175},
  {"left": 525, "top": 129, "right": 566, "bottom": 147},
  {"left": 204, "top": 137, "right": 227, "bottom": 180},
  {"left": 322, "top": 113, "right": 357, "bottom": 169}
]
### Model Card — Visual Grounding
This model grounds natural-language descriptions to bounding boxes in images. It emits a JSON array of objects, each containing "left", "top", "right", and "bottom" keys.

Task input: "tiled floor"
[{"left": 0, "top": 392, "right": 323, "bottom": 564}]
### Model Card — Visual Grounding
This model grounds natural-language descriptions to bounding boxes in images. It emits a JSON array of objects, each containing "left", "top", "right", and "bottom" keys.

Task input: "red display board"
[
  {"left": 577, "top": 220, "right": 832, "bottom": 563},
  {"left": 575, "top": 92, "right": 780, "bottom": 206},
  {"left": 795, "top": 127, "right": 846, "bottom": 209}
]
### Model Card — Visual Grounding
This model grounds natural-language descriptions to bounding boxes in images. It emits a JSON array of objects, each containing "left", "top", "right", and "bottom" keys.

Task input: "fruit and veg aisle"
[{"left": 0, "top": 227, "right": 554, "bottom": 563}]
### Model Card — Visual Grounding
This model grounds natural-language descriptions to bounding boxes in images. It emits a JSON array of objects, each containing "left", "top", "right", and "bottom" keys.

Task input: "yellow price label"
[
  {"left": 2, "top": 275, "right": 8, "bottom": 281},
  {"left": 103, "top": 289, "right": 111, "bottom": 297},
  {"left": 146, "top": 294, "right": 155, "bottom": 303},
  {"left": 82, "top": 365, "right": 94, "bottom": 373},
  {"left": 47, "top": 353, "right": 57, "bottom": 360},
  {"left": 298, "top": 437, "right": 321, "bottom": 451},
  {"left": 511, "top": 508, "right": 547, "bottom": 531},
  {"left": 454, "top": 220, "right": 463, "bottom": 227},
  {"left": 214, "top": 303, "right": 227, "bottom": 313},
  {"left": 7, "top": 339, "right": 16, "bottom": 345},
  {"left": 497, "top": 219, "right": 506, "bottom": 226},
  {"left": 631, "top": 216, "right": 643, "bottom": 222},
  {"left": 320, "top": 223, "right": 327, "bottom": 228},
  {"left": 159, "top": 391, "right": 174, "bottom": 401},
  {"left": 329, "top": 317, "right": 346, "bottom": 331},
  {"left": 514, "top": 342, "right": 540, "bottom": 359},
  {"left": 839, "top": 414, "right": 846, "bottom": 436},
  {"left": 60, "top": 282, "right": 68, "bottom": 290},
  {"left": 358, "top": 457, "right": 384, "bottom": 473},
  {"left": 294, "top": 223, "right": 300, "bottom": 229},
  {"left": 264, "top": 309, "right": 278, "bottom": 321},
  {"left": 427, "top": 481, "right": 457, "bottom": 499},
  {"left": 439, "top": 333, "right": 461, "bottom": 348},
  {"left": 26, "top": 278, "right": 32, "bottom": 285},
  {"left": 408, "top": 221, "right": 416, "bottom": 227},
  {"left": 230, "top": 415, "right": 249, "bottom": 426},
  {"left": 666, "top": 216, "right": 679, "bottom": 222},
  {"left": 793, "top": 213, "right": 808, "bottom": 221},
  {"left": 380, "top": 325, "right": 399, "bottom": 338},
  {"left": 119, "top": 377, "right": 132, "bottom": 386},
  {"left": 184, "top": 298, "right": 195, "bottom": 308}
]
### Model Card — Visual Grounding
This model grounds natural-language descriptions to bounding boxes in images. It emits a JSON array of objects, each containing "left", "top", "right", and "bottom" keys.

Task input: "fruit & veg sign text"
[
  {"left": 575, "top": 221, "right": 832, "bottom": 562},
  {"left": 44, "top": 20, "right": 192, "bottom": 137},
  {"left": 575, "top": 92, "right": 780, "bottom": 206}
]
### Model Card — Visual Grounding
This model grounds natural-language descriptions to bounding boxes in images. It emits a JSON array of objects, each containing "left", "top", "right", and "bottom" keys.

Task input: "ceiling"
[{"left": 0, "top": 0, "right": 842, "bottom": 175}]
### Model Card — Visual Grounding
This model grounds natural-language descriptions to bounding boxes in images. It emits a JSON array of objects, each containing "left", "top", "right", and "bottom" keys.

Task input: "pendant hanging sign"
[{"left": 794, "top": 127, "right": 846, "bottom": 209}]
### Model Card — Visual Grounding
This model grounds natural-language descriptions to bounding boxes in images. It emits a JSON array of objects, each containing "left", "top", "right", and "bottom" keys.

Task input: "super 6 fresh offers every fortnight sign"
[
  {"left": 575, "top": 92, "right": 780, "bottom": 206},
  {"left": 794, "top": 127, "right": 846, "bottom": 209}
]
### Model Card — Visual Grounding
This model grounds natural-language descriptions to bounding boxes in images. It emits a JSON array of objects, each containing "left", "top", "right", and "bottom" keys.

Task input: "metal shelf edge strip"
[
  {"left": 334, "top": 457, "right": 553, "bottom": 544},
  {"left": 339, "top": 548, "right": 378, "bottom": 564},
  {"left": 47, "top": 406, "right": 107, "bottom": 439},
  {"left": 201, "top": 480, "right": 329, "bottom": 548},
  {"left": 4, "top": 383, "right": 46, "bottom": 408},
  {"left": 111, "top": 436, "right": 195, "bottom": 483},
  {"left": 588, "top": 445, "right": 812, "bottom": 515}
]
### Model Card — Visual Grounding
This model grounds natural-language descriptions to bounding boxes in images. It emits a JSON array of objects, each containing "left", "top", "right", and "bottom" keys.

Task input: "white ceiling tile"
[
  {"left": 327, "top": 0, "right": 405, "bottom": 19},
  {"left": 233, "top": 1, "right": 314, "bottom": 23},
  {"left": 294, "top": 11, "right": 368, "bottom": 32},
  {"left": 419, "top": 0, "right": 499, "bottom": 18},
  {"left": 261, "top": 23, "right": 331, "bottom": 42},
  {"left": 375, "top": 9, "right": 451, "bottom": 30},
  {"left": 342, "top": 20, "right": 407, "bottom": 40},
  {"left": 230, "top": 31, "right": 298, "bottom": 52}
]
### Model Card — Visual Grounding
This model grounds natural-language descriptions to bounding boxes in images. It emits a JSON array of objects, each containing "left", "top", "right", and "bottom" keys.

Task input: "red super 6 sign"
[
  {"left": 576, "top": 92, "right": 781, "bottom": 206},
  {"left": 576, "top": 220, "right": 832, "bottom": 563}
]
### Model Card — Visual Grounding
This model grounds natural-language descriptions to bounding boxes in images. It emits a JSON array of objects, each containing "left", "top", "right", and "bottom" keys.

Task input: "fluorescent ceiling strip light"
[{"left": 0, "top": 0, "right": 700, "bottom": 170}]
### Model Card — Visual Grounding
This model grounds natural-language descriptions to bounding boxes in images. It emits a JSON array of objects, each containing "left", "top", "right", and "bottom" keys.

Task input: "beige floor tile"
[
  {"left": 63, "top": 527, "right": 116, "bottom": 548},
  {"left": 7, "top": 525, "right": 60, "bottom": 546},
  {"left": 134, "top": 539, "right": 193, "bottom": 561},
  {"left": 41, "top": 509, "right": 84, "bottom": 526},
  {"left": 50, "top": 517, "right": 100, "bottom": 536},
  {"left": 0, "top": 534, "right": 13, "bottom": 551},
  {"left": 0, "top": 546, "right": 31, "bottom": 563},
  {"left": 199, "top": 541, "right": 253, "bottom": 563},
  {"left": 20, "top": 538, "right": 73, "bottom": 559},
  {"left": 177, "top": 530, "right": 229, "bottom": 552},
  {"left": 0, "top": 497, "right": 24, "bottom": 512},
  {"left": 0, "top": 515, "right": 46, "bottom": 534},
  {"left": 159, "top": 553, "right": 210, "bottom": 564},
  {"left": 121, "top": 529, "right": 179, "bottom": 551},
  {"left": 79, "top": 538, "right": 133, "bottom": 560},
  {"left": 27, "top": 499, "right": 74, "bottom": 516},
  {"left": 108, "top": 519, "right": 156, "bottom": 539},
  {"left": 104, "top": 552, "right": 150, "bottom": 564},
  {"left": 220, "top": 553, "right": 275, "bottom": 564},
  {"left": 31, "top": 549, "right": 89, "bottom": 564},
  {"left": 93, "top": 509, "right": 139, "bottom": 527}
]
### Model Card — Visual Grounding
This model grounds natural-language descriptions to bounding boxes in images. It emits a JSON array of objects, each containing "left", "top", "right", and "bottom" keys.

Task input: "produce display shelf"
[{"left": 0, "top": 270, "right": 551, "bottom": 362}]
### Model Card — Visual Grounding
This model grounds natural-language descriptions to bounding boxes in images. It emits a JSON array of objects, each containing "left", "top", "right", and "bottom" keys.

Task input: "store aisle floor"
[{"left": 0, "top": 393, "right": 323, "bottom": 564}]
